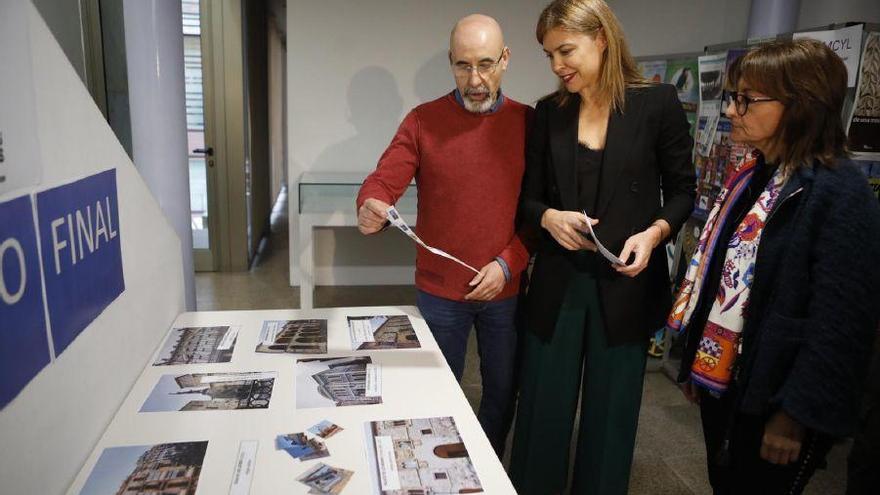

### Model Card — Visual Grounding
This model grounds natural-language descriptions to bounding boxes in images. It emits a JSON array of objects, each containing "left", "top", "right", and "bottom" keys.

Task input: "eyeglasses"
[
  {"left": 452, "top": 50, "right": 505, "bottom": 77},
  {"left": 726, "top": 91, "right": 778, "bottom": 116}
]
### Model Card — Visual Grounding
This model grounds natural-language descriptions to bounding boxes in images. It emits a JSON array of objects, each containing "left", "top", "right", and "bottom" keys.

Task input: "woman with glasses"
[
  {"left": 669, "top": 38, "right": 880, "bottom": 494},
  {"left": 509, "top": 0, "right": 695, "bottom": 493}
]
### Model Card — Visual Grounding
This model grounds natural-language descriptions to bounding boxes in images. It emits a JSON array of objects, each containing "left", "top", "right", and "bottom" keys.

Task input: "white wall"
[
  {"left": 287, "top": 0, "right": 755, "bottom": 286},
  {"left": 0, "top": 5, "right": 184, "bottom": 494},
  {"left": 797, "top": 0, "right": 880, "bottom": 30}
]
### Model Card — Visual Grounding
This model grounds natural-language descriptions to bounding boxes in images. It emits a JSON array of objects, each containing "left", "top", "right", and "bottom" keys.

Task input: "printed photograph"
[
  {"left": 348, "top": 315, "right": 420, "bottom": 350},
  {"left": 276, "top": 432, "right": 329, "bottom": 461},
  {"left": 365, "top": 416, "right": 482, "bottom": 495},
  {"left": 256, "top": 319, "right": 328, "bottom": 354},
  {"left": 153, "top": 326, "right": 238, "bottom": 365},
  {"left": 296, "top": 356, "right": 382, "bottom": 409},
  {"left": 79, "top": 441, "right": 208, "bottom": 495},
  {"left": 297, "top": 463, "right": 353, "bottom": 495},
  {"left": 140, "top": 372, "right": 276, "bottom": 412},
  {"left": 308, "top": 420, "right": 344, "bottom": 440}
]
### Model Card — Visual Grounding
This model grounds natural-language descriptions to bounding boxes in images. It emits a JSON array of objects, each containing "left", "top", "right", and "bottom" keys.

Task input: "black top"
[
  {"left": 519, "top": 85, "right": 697, "bottom": 345},
  {"left": 686, "top": 157, "right": 779, "bottom": 341},
  {"left": 576, "top": 142, "right": 604, "bottom": 216}
]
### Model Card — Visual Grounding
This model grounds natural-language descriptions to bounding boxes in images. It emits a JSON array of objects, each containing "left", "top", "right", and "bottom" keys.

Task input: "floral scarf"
[{"left": 667, "top": 150, "right": 786, "bottom": 394}]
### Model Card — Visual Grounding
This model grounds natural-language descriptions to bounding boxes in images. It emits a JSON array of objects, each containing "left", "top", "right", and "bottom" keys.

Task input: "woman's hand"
[
  {"left": 540, "top": 209, "right": 598, "bottom": 251},
  {"left": 615, "top": 222, "right": 668, "bottom": 277},
  {"left": 761, "top": 410, "right": 805, "bottom": 465}
]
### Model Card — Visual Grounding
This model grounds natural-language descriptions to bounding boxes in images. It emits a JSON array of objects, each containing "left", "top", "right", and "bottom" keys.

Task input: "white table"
[
  {"left": 66, "top": 306, "right": 515, "bottom": 494},
  {"left": 297, "top": 173, "right": 417, "bottom": 309}
]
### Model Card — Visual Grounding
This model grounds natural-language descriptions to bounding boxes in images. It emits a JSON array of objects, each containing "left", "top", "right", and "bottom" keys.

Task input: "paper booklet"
[{"left": 582, "top": 211, "right": 625, "bottom": 266}]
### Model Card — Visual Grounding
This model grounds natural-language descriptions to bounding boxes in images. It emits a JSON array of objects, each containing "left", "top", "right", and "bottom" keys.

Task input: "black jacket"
[
  {"left": 678, "top": 159, "right": 880, "bottom": 438},
  {"left": 520, "top": 84, "right": 696, "bottom": 345}
]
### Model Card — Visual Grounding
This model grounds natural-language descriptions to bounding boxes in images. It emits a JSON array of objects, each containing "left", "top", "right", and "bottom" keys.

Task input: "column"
[{"left": 123, "top": 0, "right": 196, "bottom": 310}]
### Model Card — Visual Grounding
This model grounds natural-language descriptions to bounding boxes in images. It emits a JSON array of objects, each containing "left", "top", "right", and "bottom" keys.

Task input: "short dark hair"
[{"left": 726, "top": 38, "right": 849, "bottom": 169}]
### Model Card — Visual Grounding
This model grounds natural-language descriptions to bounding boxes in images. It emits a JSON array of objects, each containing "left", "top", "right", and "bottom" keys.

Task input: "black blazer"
[{"left": 520, "top": 84, "right": 695, "bottom": 345}]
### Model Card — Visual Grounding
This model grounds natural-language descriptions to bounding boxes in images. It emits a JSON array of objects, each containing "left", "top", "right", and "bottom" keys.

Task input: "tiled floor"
[{"left": 195, "top": 192, "right": 851, "bottom": 494}]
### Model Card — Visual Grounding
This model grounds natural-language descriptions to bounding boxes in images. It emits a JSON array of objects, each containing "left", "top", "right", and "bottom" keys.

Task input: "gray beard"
[{"left": 463, "top": 92, "right": 496, "bottom": 113}]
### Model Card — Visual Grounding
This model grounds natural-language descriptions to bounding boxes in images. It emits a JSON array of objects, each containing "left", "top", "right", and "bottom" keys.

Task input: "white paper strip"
[
  {"left": 349, "top": 318, "right": 377, "bottom": 346},
  {"left": 386, "top": 206, "right": 479, "bottom": 274},
  {"left": 375, "top": 435, "right": 401, "bottom": 491},
  {"left": 229, "top": 440, "right": 258, "bottom": 495},
  {"left": 216, "top": 326, "right": 240, "bottom": 351},
  {"left": 365, "top": 363, "right": 381, "bottom": 397}
]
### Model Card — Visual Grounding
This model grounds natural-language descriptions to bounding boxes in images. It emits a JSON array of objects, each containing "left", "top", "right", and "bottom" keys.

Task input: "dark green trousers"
[{"left": 510, "top": 272, "right": 648, "bottom": 495}]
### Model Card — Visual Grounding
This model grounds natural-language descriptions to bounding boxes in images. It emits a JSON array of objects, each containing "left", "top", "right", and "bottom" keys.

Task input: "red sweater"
[{"left": 357, "top": 92, "right": 532, "bottom": 301}]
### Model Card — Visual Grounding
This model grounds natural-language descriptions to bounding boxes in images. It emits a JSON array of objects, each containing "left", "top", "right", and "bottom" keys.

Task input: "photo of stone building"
[
  {"left": 154, "top": 326, "right": 236, "bottom": 365},
  {"left": 79, "top": 441, "right": 207, "bottom": 495},
  {"left": 368, "top": 416, "right": 482, "bottom": 494},
  {"left": 141, "top": 372, "right": 277, "bottom": 412},
  {"left": 256, "top": 319, "right": 327, "bottom": 354},
  {"left": 348, "top": 315, "right": 420, "bottom": 350},
  {"left": 296, "top": 356, "right": 381, "bottom": 408}
]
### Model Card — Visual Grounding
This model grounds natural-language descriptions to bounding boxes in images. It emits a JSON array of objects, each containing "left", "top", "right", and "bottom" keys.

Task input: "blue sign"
[
  {"left": 0, "top": 194, "right": 50, "bottom": 409},
  {"left": 36, "top": 169, "right": 124, "bottom": 356}
]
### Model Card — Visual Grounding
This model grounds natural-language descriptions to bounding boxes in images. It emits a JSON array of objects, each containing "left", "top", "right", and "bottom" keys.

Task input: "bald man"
[{"left": 357, "top": 14, "right": 532, "bottom": 455}]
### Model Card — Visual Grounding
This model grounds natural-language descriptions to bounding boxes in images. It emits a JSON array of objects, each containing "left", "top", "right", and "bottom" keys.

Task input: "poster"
[
  {"left": 0, "top": 0, "right": 42, "bottom": 195},
  {"left": 153, "top": 326, "right": 239, "bottom": 365},
  {"left": 78, "top": 441, "right": 208, "bottom": 495},
  {"left": 638, "top": 59, "right": 667, "bottom": 83},
  {"left": 256, "top": 319, "right": 327, "bottom": 354},
  {"left": 0, "top": 194, "right": 50, "bottom": 409},
  {"left": 36, "top": 169, "right": 125, "bottom": 356},
  {"left": 141, "top": 372, "right": 276, "bottom": 412},
  {"left": 848, "top": 32, "right": 880, "bottom": 159},
  {"left": 296, "top": 356, "right": 382, "bottom": 409},
  {"left": 666, "top": 58, "right": 699, "bottom": 113},
  {"left": 364, "top": 416, "right": 483, "bottom": 495},
  {"left": 794, "top": 24, "right": 864, "bottom": 88},
  {"left": 698, "top": 53, "right": 727, "bottom": 105},
  {"left": 858, "top": 162, "right": 880, "bottom": 201},
  {"left": 348, "top": 315, "right": 420, "bottom": 350}
]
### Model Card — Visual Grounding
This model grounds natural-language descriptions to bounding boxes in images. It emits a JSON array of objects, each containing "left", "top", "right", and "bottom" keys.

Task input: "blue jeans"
[{"left": 416, "top": 290, "right": 518, "bottom": 456}]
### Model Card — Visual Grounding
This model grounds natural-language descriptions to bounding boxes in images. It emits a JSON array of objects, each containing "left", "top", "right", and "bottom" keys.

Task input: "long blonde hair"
[{"left": 536, "top": 0, "right": 648, "bottom": 110}]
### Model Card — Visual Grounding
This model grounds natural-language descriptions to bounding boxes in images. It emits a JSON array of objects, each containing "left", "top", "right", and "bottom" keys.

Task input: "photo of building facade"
[
  {"left": 349, "top": 315, "right": 420, "bottom": 350},
  {"left": 297, "top": 356, "right": 381, "bottom": 408},
  {"left": 154, "top": 326, "right": 236, "bottom": 365},
  {"left": 79, "top": 441, "right": 207, "bottom": 495},
  {"left": 256, "top": 319, "right": 327, "bottom": 354},
  {"left": 141, "top": 372, "right": 277, "bottom": 412},
  {"left": 368, "top": 416, "right": 482, "bottom": 494}
]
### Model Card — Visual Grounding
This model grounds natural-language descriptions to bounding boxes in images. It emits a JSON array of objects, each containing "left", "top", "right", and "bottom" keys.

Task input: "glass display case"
[{"left": 298, "top": 172, "right": 417, "bottom": 214}]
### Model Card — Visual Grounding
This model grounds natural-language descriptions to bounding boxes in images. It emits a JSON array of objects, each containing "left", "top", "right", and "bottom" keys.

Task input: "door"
[{"left": 182, "top": 0, "right": 218, "bottom": 271}]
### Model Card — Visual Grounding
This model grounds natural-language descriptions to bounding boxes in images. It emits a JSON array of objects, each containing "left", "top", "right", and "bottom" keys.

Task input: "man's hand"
[
  {"left": 464, "top": 261, "right": 506, "bottom": 301},
  {"left": 615, "top": 224, "right": 664, "bottom": 278},
  {"left": 540, "top": 209, "right": 598, "bottom": 251},
  {"left": 357, "top": 198, "right": 391, "bottom": 234},
  {"left": 761, "top": 410, "right": 805, "bottom": 465}
]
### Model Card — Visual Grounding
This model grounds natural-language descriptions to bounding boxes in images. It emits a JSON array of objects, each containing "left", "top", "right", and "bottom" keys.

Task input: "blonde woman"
[{"left": 510, "top": 0, "right": 695, "bottom": 493}]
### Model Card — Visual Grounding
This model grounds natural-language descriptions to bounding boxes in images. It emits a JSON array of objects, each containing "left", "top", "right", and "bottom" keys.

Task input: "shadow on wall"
[
  {"left": 415, "top": 50, "right": 454, "bottom": 103},
  {"left": 312, "top": 66, "right": 404, "bottom": 173}
]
